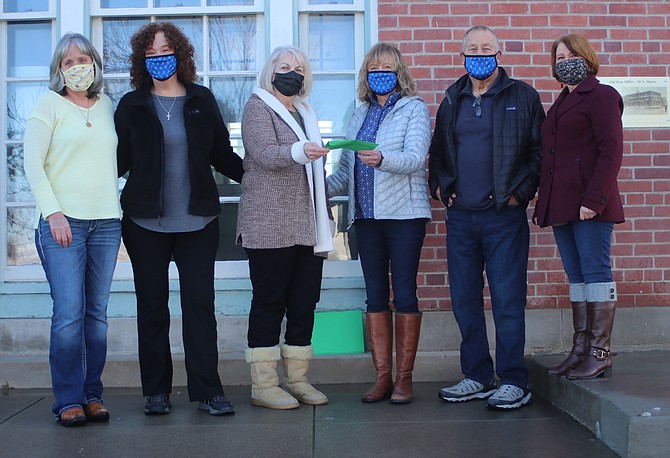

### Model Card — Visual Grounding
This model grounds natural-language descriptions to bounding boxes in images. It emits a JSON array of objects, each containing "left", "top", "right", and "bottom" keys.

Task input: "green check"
[{"left": 325, "top": 140, "right": 378, "bottom": 151}]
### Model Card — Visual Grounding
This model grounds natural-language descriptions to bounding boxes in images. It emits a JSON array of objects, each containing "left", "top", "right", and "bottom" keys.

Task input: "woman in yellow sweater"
[{"left": 23, "top": 33, "right": 122, "bottom": 427}]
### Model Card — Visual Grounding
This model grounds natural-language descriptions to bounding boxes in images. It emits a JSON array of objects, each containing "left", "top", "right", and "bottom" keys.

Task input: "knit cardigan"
[
  {"left": 236, "top": 88, "right": 334, "bottom": 254},
  {"left": 327, "top": 96, "right": 432, "bottom": 227}
]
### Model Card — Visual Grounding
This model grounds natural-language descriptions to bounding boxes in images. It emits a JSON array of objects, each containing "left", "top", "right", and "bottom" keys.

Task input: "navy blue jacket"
[{"left": 428, "top": 68, "right": 544, "bottom": 210}]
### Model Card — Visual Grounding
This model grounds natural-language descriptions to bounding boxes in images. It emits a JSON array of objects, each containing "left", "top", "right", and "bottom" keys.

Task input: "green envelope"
[{"left": 325, "top": 139, "right": 378, "bottom": 151}]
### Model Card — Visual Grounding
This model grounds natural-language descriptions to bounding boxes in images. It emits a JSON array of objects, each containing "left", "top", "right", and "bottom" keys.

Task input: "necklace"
[
  {"left": 77, "top": 105, "right": 92, "bottom": 128},
  {"left": 155, "top": 95, "right": 177, "bottom": 121}
]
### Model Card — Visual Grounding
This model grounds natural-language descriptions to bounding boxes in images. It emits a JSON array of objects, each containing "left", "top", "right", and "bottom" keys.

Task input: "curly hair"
[
  {"left": 129, "top": 22, "right": 196, "bottom": 89},
  {"left": 357, "top": 42, "right": 417, "bottom": 102}
]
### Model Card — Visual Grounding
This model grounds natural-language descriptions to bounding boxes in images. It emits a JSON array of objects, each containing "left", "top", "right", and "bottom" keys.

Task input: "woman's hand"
[
  {"left": 304, "top": 142, "right": 329, "bottom": 161},
  {"left": 579, "top": 206, "right": 597, "bottom": 220},
  {"left": 357, "top": 149, "right": 383, "bottom": 167},
  {"left": 47, "top": 212, "right": 72, "bottom": 248}
]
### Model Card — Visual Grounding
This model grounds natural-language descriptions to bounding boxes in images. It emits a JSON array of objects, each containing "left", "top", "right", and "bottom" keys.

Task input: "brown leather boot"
[
  {"left": 547, "top": 301, "right": 588, "bottom": 376},
  {"left": 361, "top": 311, "right": 394, "bottom": 403},
  {"left": 390, "top": 312, "right": 422, "bottom": 404},
  {"left": 567, "top": 301, "right": 616, "bottom": 380}
]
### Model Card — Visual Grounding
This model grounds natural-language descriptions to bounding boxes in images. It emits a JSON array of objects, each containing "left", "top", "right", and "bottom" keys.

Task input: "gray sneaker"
[
  {"left": 438, "top": 378, "right": 497, "bottom": 402},
  {"left": 486, "top": 384, "right": 532, "bottom": 410}
]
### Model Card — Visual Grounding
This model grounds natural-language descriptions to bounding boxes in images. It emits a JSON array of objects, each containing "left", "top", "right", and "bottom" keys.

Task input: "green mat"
[{"left": 312, "top": 310, "right": 365, "bottom": 355}]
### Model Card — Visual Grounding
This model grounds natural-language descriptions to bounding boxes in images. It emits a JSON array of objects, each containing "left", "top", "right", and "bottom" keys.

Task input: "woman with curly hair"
[
  {"left": 115, "top": 22, "right": 243, "bottom": 416},
  {"left": 327, "top": 43, "right": 431, "bottom": 404}
]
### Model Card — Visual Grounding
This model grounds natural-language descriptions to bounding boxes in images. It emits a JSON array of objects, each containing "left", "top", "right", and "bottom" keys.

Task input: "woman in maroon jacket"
[{"left": 534, "top": 34, "right": 624, "bottom": 380}]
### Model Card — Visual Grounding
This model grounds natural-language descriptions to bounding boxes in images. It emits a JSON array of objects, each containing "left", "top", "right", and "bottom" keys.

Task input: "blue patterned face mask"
[
  {"left": 463, "top": 54, "right": 498, "bottom": 80},
  {"left": 145, "top": 54, "right": 177, "bottom": 81},
  {"left": 367, "top": 71, "right": 398, "bottom": 95}
]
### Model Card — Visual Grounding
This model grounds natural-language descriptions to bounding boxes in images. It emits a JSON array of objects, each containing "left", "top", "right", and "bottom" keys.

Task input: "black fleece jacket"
[
  {"left": 115, "top": 82, "right": 243, "bottom": 218},
  {"left": 428, "top": 68, "right": 544, "bottom": 210}
]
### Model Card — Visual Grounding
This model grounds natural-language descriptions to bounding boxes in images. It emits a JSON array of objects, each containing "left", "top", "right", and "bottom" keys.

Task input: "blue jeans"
[
  {"left": 552, "top": 220, "right": 614, "bottom": 284},
  {"left": 446, "top": 206, "right": 529, "bottom": 388},
  {"left": 36, "top": 217, "right": 121, "bottom": 416},
  {"left": 355, "top": 218, "right": 427, "bottom": 313}
]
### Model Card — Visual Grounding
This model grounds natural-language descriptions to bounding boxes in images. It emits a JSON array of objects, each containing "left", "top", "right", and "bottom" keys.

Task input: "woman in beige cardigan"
[{"left": 237, "top": 46, "right": 334, "bottom": 410}]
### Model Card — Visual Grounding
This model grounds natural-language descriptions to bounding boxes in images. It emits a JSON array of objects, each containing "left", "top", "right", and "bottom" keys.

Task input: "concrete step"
[{"left": 528, "top": 351, "right": 670, "bottom": 458}]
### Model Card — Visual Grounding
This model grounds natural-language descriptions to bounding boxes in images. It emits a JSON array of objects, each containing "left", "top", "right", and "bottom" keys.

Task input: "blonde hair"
[
  {"left": 551, "top": 33, "right": 600, "bottom": 79},
  {"left": 49, "top": 33, "right": 103, "bottom": 98},
  {"left": 357, "top": 42, "right": 417, "bottom": 101},
  {"left": 258, "top": 46, "right": 312, "bottom": 97}
]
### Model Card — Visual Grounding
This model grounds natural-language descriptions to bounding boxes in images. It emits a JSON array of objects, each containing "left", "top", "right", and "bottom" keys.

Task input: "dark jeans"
[
  {"left": 122, "top": 217, "right": 223, "bottom": 401},
  {"left": 355, "top": 218, "right": 427, "bottom": 313},
  {"left": 245, "top": 245, "right": 324, "bottom": 348},
  {"left": 446, "top": 205, "right": 529, "bottom": 388},
  {"left": 552, "top": 220, "right": 614, "bottom": 284}
]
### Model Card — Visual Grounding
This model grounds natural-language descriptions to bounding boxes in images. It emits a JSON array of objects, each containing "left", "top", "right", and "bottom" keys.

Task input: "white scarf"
[{"left": 252, "top": 87, "right": 334, "bottom": 254}]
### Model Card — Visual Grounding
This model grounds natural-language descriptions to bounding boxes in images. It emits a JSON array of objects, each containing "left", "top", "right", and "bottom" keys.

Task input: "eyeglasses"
[{"left": 472, "top": 95, "right": 481, "bottom": 117}]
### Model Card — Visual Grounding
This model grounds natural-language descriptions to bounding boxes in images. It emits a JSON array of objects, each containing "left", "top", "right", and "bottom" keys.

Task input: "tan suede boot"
[
  {"left": 245, "top": 346, "right": 299, "bottom": 410},
  {"left": 281, "top": 344, "right": 328, "bottom": 405}
]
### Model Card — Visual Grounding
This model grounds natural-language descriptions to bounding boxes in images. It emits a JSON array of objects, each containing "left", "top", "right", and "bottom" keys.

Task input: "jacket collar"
[
  {"left": 554, "top": 75, "right": 599, "bottom": 119},
  {"left": 447, "top": 67, "right": 513, "bottom": 104}
]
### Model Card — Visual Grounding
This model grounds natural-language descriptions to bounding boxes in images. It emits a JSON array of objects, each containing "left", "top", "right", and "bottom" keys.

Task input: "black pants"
[
  {"left": 245, "top": 245, "right": 324, "bottom": 348},
  {"left": 122, "top": 217, "right": 223, "bottom": 401}
]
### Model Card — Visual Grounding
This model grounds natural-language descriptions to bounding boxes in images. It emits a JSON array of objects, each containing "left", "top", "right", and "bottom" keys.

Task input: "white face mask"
[{"left": 62, "top": 63, "right": 95, "bottom": 92}]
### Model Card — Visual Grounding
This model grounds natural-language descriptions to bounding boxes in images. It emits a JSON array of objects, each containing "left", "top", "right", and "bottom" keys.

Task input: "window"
[
  {"left": 1, "top": 0, "right": 372, "bottom": 280},
  {"left": 1, "top": 1, "right": 55, "bottom": 280}
]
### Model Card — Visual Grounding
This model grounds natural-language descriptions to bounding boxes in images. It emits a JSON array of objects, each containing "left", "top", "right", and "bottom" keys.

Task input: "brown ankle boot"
[
  {"left": 547, "top": 301, "right": 588, "bottom": 376},
  {"left": 390, "top": 312, "right": 422, "bottom": 404},
  {"left": 567, "top": 301, "right": 616, "bottom": 380},
  {"left": 362, "top": 311, "right": 394, "bottom": 403}
]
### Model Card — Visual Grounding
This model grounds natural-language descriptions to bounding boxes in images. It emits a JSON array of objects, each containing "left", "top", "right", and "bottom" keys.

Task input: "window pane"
[
  {"left": 158, "top": 17, "right": 203, "bottom": 70},
  {"left": 3, "top": 0, "right": 48, "bottom": 13},
  {"left": 7, "top": 81, "right": 49, "bottom": 141},
  {"left": 208, "top": 0, "right": 254, "bottom": 5},
  {"left": 7, "top": 145, "right": 33, "bottom": 203},
  {"left": 308, "top": 14, "right": 355, "bottom": 71},
  {"left": 100, "top": 0, "right": 147, "bottom": 7},
  {"left": 209, "top": 16, "right": 256, "bottom": 72},
  {"left": 216, "top": 203, "right": 245, "bottom": 260},
  {"left": 7, "top": 23, "right": 51, "bottom": 77},
  {"left": 155, "top": 0, "right": 200, "bottom": 6},
  {"left": 310, "top": 75, "right": 355, "bottom": 136},
  {"left": 103, "top": 18, "right": 149, "bottom": 74},
  {"left": 309, "top": 0, "right": 353, "bottom": 4},
  {"left": 103, "top": 78, "right": 133, "bottom": 107},
  {"left": 7, "top": 207, "right": 38, "bottom": 266},
  {"left": 330, "top": 200, "right": 356, "bottom": 260},
  {"left": 210, "top": 76, "right": 256, "bottom": 127}
]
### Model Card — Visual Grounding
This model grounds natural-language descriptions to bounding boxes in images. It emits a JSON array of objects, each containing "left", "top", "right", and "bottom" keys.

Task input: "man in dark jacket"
[{"left": 428, "top": 26, "right": 544, "bottom": 411}]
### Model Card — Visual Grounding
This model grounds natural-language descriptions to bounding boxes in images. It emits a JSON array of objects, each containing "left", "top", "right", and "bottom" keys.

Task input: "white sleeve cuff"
[{"left": 291, "top": 141, "right": 312, "bottom": 164}]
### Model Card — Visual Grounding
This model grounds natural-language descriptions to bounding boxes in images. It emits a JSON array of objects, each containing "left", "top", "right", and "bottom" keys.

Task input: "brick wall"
[{"left": 377, "top": 0, "right": 670, "bottom": 310}]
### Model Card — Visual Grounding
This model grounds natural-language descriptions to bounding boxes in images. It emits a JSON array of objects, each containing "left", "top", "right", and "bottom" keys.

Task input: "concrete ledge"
[
  {"left": 528, "top": 351, "right": 670, "bottom": 458},
  {"left": 0, "top": 351, "right": 464, "bottom": 390}
]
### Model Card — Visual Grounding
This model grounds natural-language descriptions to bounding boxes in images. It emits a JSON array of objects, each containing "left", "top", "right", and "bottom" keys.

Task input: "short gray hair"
[
  {"left": 258, "top": 46, "right": 312, "bottom": 97},
  {"left": 461, "top": 26, "right": 500, "bottom": 53},
  {"left": 49, "top": 33, "right": 103, "bottom": 98}
]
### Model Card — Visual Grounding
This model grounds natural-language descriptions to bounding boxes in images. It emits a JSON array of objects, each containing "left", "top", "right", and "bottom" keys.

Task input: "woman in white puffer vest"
[{"left": 327, "top": 43, "right": 431, "bottom": 404}]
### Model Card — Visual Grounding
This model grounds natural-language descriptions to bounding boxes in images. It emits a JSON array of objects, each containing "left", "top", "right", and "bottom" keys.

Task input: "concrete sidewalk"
[{"left": 0, "top": 382, "right": 617, "bottom": 458}]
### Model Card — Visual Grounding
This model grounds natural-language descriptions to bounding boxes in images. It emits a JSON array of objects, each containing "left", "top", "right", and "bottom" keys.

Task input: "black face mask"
[{"left": 272, "top": 71, "right": 304, "bottom": 97}]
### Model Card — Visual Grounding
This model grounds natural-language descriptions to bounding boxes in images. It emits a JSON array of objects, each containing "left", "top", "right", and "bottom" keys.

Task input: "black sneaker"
[
  {"left": 438, "top": 378, "right": 497, "bottom": 402},
  {"left": 199, "top": 394, "right": 235, "bottom": 416},
  {"left": 145, "top": 393, "right": 171, "bottom": 415},
  {"left": 486, "top": 384, "right": 532, "bottom": 411}
]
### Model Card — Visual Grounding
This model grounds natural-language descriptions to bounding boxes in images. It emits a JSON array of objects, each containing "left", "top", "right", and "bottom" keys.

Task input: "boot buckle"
[{"left": 592, "top": 349, "right": 610, "bottom": 360}]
